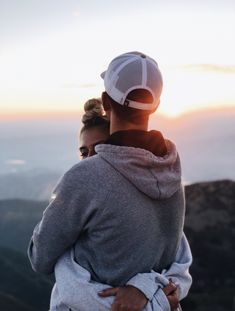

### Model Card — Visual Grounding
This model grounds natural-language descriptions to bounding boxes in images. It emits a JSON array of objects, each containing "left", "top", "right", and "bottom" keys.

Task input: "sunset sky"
[{"left": 0, "top": 0, "right": 234, "bottom": 118}]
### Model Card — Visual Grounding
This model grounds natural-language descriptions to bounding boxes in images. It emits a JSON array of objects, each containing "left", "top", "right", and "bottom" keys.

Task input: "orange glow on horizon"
[
  {"left": 1, "top": 103, "right": 235, "bottom": 121},
  {"left": 0, "top": 109, "right": 83, "bottom": 121}
]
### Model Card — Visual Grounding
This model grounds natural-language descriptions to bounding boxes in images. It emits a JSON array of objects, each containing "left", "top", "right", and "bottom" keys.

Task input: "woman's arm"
[
  {"left": 51, "top": 234, "right": 192, "bottom": 311},
  {"left": 125, "top": 233, "right": 192, "bottom": 310}
]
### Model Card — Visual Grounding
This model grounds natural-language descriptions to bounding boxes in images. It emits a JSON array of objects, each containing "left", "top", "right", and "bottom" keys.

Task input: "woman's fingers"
[
  {"left": 162, "top": 282, "right": 177, "bottom": 296},
  {"left": 167, "top": 292, "right": 180, "bottom": 310},
  {"left": 98, "top": 287, "right": 120, "bottom": 297}
]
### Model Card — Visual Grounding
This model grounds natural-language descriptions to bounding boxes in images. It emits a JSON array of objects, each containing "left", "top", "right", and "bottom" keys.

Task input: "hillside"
[
  {"left": 182, "top": 180, "right": 235, "bottom": 310},
  {"left": 0, "top": 292, "right": 35, "bottom": 311},
  {"left": 0, "top": 179, "right": 235, "bottom": 310},
  {"left": 0, "top": 247, "right": 53, "bottom": 311},
  {"left": 0, "top": 199, "right": 46, "bottom": 253}
]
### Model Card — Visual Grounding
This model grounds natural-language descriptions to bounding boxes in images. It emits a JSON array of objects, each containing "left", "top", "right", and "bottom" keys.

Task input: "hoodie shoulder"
[
  {"left": 66, "top": 156, "right": 101, "bottom": 175},
  {"left": 60, "top": 156, "right": 108, "bottom": 189}
]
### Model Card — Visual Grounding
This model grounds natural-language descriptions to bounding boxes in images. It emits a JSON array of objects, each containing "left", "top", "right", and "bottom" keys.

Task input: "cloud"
[
  {"left": 79, "top": 83, "right": 98, "bottom": 88},
  {"left": 6, "top": 159, "right": 26, "bottom": 166},
  {"left": 61, "top": 82, "right": 98, "bottom": 89},
  {"left": 181, "top": 64, "right": 235, "bottom": 74},
  {"left": 72, "top": 10, "right": 80, "bottom": 17}
]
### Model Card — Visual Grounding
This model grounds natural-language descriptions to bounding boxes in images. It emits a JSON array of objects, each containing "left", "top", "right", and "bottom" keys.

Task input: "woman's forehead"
[{"left": 80, "top": 127, "right": 109, "bottom": 147}]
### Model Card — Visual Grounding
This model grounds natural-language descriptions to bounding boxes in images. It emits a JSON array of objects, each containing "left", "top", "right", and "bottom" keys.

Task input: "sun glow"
[{"left": 158, "top": 67, "right": 235, "bottom": 117}]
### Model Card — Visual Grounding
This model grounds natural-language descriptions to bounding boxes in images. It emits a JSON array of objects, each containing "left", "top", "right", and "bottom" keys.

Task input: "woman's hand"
[
  {"left": 162, "top": 280, "right": 180, "bottom": 310},
  {"left": 98, "top": 285, "right": 148, "bottom": 311},
  {"left": 98, "top": 280, "right": 180, "bottom": 311}
]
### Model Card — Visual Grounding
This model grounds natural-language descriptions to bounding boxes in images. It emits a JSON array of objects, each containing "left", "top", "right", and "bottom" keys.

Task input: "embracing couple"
[{"left": 28, "top": 52, "right": 192, "bottom": 311}]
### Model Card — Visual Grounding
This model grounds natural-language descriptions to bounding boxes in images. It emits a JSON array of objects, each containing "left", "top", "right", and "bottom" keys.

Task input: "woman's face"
[{"left": 79, "top": 127, "right": 109, "bottom": 159}]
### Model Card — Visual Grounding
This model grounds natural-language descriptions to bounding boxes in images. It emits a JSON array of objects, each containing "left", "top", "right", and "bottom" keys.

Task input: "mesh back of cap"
[
  {"left": 146, "top": 61, "right": 163, "bottom": 99},
  {"left": 115, "top": 59, "right": 142, "bottom": 93}
]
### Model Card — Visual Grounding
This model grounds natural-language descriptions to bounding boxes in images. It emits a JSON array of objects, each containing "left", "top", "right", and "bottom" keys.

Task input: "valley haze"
[{"left": 0, "top": 107, "right": 234, "bottom": 200}]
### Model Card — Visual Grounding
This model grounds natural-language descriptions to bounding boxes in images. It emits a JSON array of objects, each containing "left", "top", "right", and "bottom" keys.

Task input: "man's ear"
[{"left": 102, "top": 92, "right": 111, "bottom": 112}]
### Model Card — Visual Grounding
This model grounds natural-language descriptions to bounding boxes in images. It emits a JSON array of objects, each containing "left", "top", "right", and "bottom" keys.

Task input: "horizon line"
[{"left": 1, "top": 105, "right": 235, "bottom": 121}]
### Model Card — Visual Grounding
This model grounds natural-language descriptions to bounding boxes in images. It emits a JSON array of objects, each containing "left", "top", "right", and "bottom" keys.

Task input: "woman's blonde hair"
[{"left": 81, "top": 98, "right": 109, "bottom": 134}]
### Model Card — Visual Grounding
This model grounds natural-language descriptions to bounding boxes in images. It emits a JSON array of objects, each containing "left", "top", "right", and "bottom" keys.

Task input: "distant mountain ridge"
[
  {"left": 0, "top": 170, "right": 60, "bottom": 201},
  {"left": 0, "top": 179, "right": 235, "bottom": 311}
]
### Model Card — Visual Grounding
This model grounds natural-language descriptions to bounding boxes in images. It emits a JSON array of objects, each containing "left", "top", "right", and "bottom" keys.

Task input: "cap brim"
[{"left": 100, "top": 71, "right": 106, "bottom": 79}]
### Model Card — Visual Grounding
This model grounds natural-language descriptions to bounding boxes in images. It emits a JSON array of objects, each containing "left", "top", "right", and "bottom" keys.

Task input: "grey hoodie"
[{"left": 28, "top": 138, "right": 185, "bottom": 287}]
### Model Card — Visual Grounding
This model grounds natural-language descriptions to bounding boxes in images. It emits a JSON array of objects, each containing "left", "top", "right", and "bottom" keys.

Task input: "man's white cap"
[{"left": 101, "top": 51, "right": 163, "bottom": 110}]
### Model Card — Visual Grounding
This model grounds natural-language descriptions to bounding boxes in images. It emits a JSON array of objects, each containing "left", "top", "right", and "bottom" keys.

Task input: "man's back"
[
  {"left": 72, "top": 136, "right": 185, "bottom": 286},
  {"left": 28, "top": 131, "right": 185, "bottom": 288}
]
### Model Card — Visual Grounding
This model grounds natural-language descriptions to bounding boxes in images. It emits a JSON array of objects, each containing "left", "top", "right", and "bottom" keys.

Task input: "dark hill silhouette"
[
  {"left": 0, "top": 292, "right": 35, "bottom": 311},
  {"left": 0, "top": 180, "right": 234, "bottom": 310},
  {"left": 0, "top": 199, "right": 46, "bottom": 253},
  {"left": 182, "top": 180, "right": 235, "bottom": 311},
  {"left": 0, "top": 247, "right": 53, "bottom": 311}
]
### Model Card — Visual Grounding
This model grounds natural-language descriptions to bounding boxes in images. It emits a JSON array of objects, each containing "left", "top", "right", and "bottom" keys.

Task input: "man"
[{"left": 28, "top": 52, "right": 192, "bottom": 311}]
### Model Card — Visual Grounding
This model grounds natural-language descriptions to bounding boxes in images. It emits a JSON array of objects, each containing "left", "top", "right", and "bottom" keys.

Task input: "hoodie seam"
[
  {"left": 98, "top": 155, "right": 157, "bottom": 199},
  {"left": 149, "top": 161, "right": 161, "bottom": 199}
]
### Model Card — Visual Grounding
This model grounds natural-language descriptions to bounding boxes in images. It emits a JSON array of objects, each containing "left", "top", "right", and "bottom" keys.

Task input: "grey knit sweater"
[{"left": 28, "top": 139, "right": 185, "bottom": 287}]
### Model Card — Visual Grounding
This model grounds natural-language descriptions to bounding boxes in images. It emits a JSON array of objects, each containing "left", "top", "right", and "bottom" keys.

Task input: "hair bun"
[{"left": 82, "top": 98, "right": 104, "bottom": 124}]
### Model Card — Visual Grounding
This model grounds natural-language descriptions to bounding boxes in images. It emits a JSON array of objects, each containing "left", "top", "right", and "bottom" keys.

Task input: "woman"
[
  {"left": 79, "top": 98, "right": 110, "bottom": 159},
  {"left": 49, "top": 99, "right": 192, "bottom": 311}
]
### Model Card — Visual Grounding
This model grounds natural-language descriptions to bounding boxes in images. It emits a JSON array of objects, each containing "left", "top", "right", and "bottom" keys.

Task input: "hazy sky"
[{"left": 0, "top": 0, "right": 235, "bottom": 117}]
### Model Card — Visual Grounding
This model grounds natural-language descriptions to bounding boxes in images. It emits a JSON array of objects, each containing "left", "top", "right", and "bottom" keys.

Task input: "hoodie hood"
[{"left": 95, "top": 136, "right": 181, "bottom": 200}]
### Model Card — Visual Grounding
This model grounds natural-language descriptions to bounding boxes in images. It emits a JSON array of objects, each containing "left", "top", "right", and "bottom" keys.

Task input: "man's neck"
[{"left": 110, "top": 114, "right": 148, "bottom": 135}]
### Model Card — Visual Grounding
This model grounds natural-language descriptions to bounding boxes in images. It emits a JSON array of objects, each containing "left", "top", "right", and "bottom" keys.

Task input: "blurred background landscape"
[
  {"left": 0, "top": 0, "right": 235, "bottom": 310},
  {"left": 1, "top": 107, "right": 235, "bottom": 201}
]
